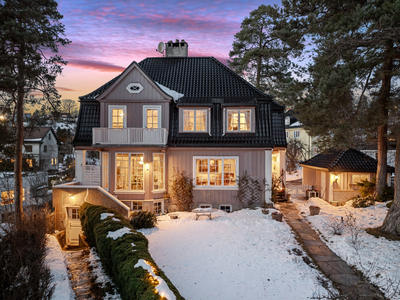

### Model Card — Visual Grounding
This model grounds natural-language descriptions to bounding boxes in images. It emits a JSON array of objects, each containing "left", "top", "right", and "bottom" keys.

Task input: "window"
[
  {"left": 154, "top": 201, "right": 162, "bottom": 214},
  {"left": 352, "top": 174, "right": 368, "bottom": 183},
  {"left": 109, "top": 105, "right": 126, "bottom": 128},
  {"left": 227, "top": 109, "right": 251, "bottom": 131},
  {"left": 115, "top": 153, "right": 144, "bottom": 191},
  {"left": 26, "top": 159, "right": 33, "bottom": 168},
  {"left": 143, "top": 105, "right": 161, "bottom": 129},
  {"left": 102, "top": 152, "right": 109, "bottom": 190},
  {"left": 183, "top": 109, "right": 207, "bottom": 132},
  {"left": 313, "top": 147, "right": 319, "bottom": 155},
  {"left": 49, "top": 134, "right": 51, "bottom": 140},
  {"left": 25, "top": 145, "right": 32, "bottom": 152},
  {"left": 70, "top": 208, "right": 79, "bottom": 219},
  {"left": 219, "top": 205, "right": 232, "bottom": 213},
  {"left": 1, "top": 189, "right": 24, "bottom": 206},
  {"left": 51, "top": 158, "right": 57, "bottom": 165},
  {"left": 199, "top": 203, "right": 212, "bottom": 209},
  {"left": 132, "top": 201, "right": 143, "bottom": 211},
  {"left": 43, "top": 145, "right": 47, "bottom": 152},
  {"left": 293, "top": 130, "right": 300, "bottom": 138},
  {"left": 285, "top": 117, "right": 290, "bottom": 126},
  {"left": 194, "top": 157, "right": 238, "bottom": 187},
  {"left": 153, "top": 153, "right": 165, "bottom": 191},
  {"left": 286, "top": 131, "right": 289, "bottom": 138}
]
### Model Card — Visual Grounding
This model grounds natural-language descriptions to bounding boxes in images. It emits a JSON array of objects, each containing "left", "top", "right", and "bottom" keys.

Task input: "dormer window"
[
  {"left": 183, "top": 109, "right": 207, "bottom": 132},
  {"left": 227, "top": 109, "right": 251, "bottom": 132},
  {"left": 285, "top": 117, "right": 290, "bottom": 126}
]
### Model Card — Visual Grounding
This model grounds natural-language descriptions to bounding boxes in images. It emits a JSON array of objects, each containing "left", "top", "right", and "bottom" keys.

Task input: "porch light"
[
  {"left": 145, "top": 163, "right": 149, "bottom": 171},
  {"left": 70, "top": 194, "right": 75, "bottom": 201},
  {"left": 334, "top": 175, "right": 339, "bottom": 181}
]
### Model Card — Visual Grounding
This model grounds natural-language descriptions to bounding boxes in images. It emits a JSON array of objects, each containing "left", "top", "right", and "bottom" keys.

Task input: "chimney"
[{"left": 165, "top": 39, "right": 188, "bottom": 57}]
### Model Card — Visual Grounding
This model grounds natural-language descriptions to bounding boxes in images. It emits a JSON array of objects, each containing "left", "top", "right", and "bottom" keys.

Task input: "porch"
[{"left": 92, "top": 128, "right": 168, "bottom": 146}]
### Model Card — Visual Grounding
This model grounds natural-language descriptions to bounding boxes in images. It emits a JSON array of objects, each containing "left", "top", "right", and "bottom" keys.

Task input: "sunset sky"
[{"left": 54, "top": 0, "right": 277, "bottom": 102}]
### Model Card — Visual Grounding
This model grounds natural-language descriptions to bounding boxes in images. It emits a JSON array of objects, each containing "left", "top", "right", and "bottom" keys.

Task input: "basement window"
[{"left": 219, "top": 205, "right": 232, "bottom": 213}]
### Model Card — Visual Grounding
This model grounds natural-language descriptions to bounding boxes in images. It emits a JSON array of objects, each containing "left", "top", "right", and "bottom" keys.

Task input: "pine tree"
[
  {"left": 228, "top": 4, "right": 303, "bottom": 96},
  {"left": 0, "top": 0, "right": 70, "bottom": 221}
]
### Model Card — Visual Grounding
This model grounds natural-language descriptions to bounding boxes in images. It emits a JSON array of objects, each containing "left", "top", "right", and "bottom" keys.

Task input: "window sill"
[
  {"left": 194, "top": 186, "right": 238, "bottom": 191},
  {"left": 114, "top": 190, "right": 145, "bottom": 194},
  {"left": 152, "top": 189, "right": 166, "bottom": 193}
]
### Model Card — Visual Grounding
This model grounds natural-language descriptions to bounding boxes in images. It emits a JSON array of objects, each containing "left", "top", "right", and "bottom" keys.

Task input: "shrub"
[
  {"left": 169, "top": 168, "right": 194, "bottom": 212},
  {"left": 79, "top": 203, "right": 183, "bottom": 300},
  {"left": 130, "top": 211, "right": 157, "bottom": 230},
  {"left": 351, "top": 195, "right": 375, "bottom": 208},
  {"left": 377, "top": 185, "right": 394, "bottom": 202},
  {"left": 386, "top": 201, "right": 393, "bottom": 209},
  {"left": 235, "top": 171, "right": 262, "bottom": 208},
  {"left": 0, "top": 210, "right": 55, "bottom": 300},
  {"left": 357, "top": 178, "right": 376, "bottom": 197}
]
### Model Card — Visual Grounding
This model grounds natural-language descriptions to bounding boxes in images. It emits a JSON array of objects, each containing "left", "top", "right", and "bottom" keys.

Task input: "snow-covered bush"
[{"left": 79, "top": 203, "right": 183, "bottom": 300}]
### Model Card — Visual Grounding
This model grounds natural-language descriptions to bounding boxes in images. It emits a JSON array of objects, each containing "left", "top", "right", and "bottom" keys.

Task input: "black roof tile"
[
  {"left": 301, "top": 149, "right": 395, "bottom": 173},
  {"left": 73, "top": 102, "right": 100, "bottom": 146}
]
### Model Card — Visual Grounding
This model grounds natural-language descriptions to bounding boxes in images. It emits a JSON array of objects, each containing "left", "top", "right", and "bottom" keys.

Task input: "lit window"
[
  {"left": 102, "top": 153, "right": 109, "bottom": 190},
  {"left": 227, "top": 109, "right": 251, "bottom": 131},
  {"left": 1, "top": 189, "right": 24, "bottom": 205},
  {"left": 293, "top": 130, "right": 300, "bottom": 138},
  {"left": 183, "top": 109, "right": 207, "bottom": 132},
  {"left": 132, "top": 201, "right": 143, "bottom": 211},
  {"left": 26, "top": 159, "right": 33, "bottom": 168},
  {"left": 352, "top": 174, "right": 368, "bottom": 183},
  {"left": 116, "top": 153, "right": 144, "bottom": 191},
  {"left": 153, "top": 153, "right": 165, "bottom": 190},
  {"left": 154, "top": 201, "right": 162, "bottom": 214},
  {"left": 219, "top": 205, "right": 232, "bottom": 212},
  {"left": 112, "top": 109, "right": 124, "bottom": 128},
  {"left": 194, "top": 157, "right": 238, "bottom": 187},
  {"left": 146, "top": 109, "right": 159, "bottom": 129}
]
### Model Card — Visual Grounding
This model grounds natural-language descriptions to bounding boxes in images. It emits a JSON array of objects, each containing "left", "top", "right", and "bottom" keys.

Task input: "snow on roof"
[
  {"left": 24, "top": 138, "right": 42, "bottom": 142},
  {"left": 290, "top": 121, "right": 303, "bottom": 127},
  {"left": 155, "top": 82, "right": 184, "bottom": 102}
]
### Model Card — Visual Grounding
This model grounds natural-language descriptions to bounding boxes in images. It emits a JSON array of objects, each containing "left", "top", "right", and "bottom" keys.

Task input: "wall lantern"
[
  {"left": 334, "top": 175, "right": 339, "bottom": 181},
  {"left": 70, "top": 194, "right": 76, "bottom": 201},
  {"left": 145, "top": 162, "right": 150, "bottom": 171}
]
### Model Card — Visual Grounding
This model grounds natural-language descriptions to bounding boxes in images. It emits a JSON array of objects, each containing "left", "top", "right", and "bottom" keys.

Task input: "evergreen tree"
[
  {"left": 0, "top": 0, "right": 70, "bottom": 221},
  {"left": 228, "top": 4, "right": 304, "bottom": 96}
]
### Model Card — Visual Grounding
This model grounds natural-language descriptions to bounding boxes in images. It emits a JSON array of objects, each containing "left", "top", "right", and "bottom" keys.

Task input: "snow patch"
[
  {"left": 106, "top": 227, "right": 134, "bottom": 240},
  {"left": 100, "top": 213, "right": 114, "bottom": 220},
  {"left": 134, "top": 259, "right": 176, "bottom": 300},
  {"left": 155, "top": 82, "right": 184, "bottom": 102}
]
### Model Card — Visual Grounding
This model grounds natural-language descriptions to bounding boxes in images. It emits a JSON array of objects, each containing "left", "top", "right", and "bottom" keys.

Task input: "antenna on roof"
[{"left": 156, "top": 42, "right": 165, "bottom": 57}]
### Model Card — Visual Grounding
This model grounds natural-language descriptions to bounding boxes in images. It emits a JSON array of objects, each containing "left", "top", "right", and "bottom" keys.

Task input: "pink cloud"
[
  {"left": 56, "top": 86, "right": 78, "bottom": 92},
  {"left": 67, "top": 59, "right": 125, "bottom": 72}
]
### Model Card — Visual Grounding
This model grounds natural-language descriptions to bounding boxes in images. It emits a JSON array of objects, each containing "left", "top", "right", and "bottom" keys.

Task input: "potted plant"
[{"left": 309, "top": 205, "right": 321, "bottom": 216}]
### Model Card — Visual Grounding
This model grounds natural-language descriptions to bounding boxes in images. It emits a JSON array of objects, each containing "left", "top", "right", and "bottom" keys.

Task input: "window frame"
[
  {"left": 293, "top": 130, "right": 300, "bottom": 138},
  {"left": 182, "top": 108, "right": 208, "bottom": 132},
  {"left": 131, "top": 201, "right": 143, "bottom": 211},
  {"left": 152, "top": 153, "right": 165, "bottom": 192},
  {"left": 219, "top": 204, "right": 232, "bottom": 213},
  {"left": 108, "top": 105, "right": 127, "bottom": 128},
  {"left": 25, "top": 145, "right": 32, "bottom": 152},
  {"left": 102, "top": 152, "right": 109, "bottom": 190},
  {"left": 43, "top": 145, "right": 47, "bottom": 153},
  {"left": 115, "top": 152, "right": 145, "bottom": 193},
  {"left": 143, "top": 105, "right": 161, "bottom": 129},
  {"left": 153, "top": 201, "right": 163, "bottom": 215},
  {"left": 193, "top": 156, "right": 239, "bottom": 190},
  {"left": 226, "top": 108, "right": 251, "bottom": 132},
  {"left": 199, "top": 203, "right": 212, "bottom": 209}
]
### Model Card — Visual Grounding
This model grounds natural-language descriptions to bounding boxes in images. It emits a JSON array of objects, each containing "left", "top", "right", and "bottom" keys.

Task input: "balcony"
[{"left": 93, "top": 128, "right": 168, "bottom": 146}]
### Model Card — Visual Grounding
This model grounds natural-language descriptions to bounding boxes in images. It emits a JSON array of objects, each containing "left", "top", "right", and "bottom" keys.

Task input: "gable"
[{"left": 97, "top": 63, "right": 172, "bottom": 102}]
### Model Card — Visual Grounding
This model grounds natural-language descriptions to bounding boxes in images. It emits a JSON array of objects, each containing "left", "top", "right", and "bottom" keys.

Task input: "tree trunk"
[
  {"left": 375, "top": 42, "right": 392, "bottom": 198},
  {"left": 14, "top": 88, "right": 25, "bottom": 222},
  {"left": 381, "top": 136, "right": 400, "bottom": 235}
]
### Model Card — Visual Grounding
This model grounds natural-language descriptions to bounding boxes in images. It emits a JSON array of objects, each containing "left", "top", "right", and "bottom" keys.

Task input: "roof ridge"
[{"left": 329, "top": 150, "right": 346, "bottom": 168}]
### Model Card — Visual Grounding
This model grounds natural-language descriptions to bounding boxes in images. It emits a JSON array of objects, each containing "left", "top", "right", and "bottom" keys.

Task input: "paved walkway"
[{"left": 278, "top": 202, "right": 384, "bottom": 300}]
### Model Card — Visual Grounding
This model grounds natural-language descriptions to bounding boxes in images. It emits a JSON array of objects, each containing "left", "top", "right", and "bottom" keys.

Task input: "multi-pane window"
[
  {"left": 51, "top": 158, "right": 57, "bottom": 165},
  {"left": 102, "top": 152, "right": 109, "bottom": 190},
  {"left": 183, "top": 109, "right": 207, "bottom": 132},
  {"left": 227, "top": 109, "right": 251, "bottom": 131},
  {"left": 116, "top": 153, "right": 144, "bottom": 191},
  {"left": 25, "top": 145, "right": 32, "bottom": 152},
  {"left": 70, "top": 208, "right": 79, "bottom": 219},
  {"left": 352, "top": 174, "right": 368, "bottom": 183},
  {"left": 286, "top": 131, "right": 289, "bottom": 138},
  {"left": 146, "top": 109, "right": 159, "bottom": 128},
  {"left": 154, "top": 201, "right": 162, "bottom": 214},
  {"left": 153, "top": 153, "right": 165, "bottom": 190},
  {"left": 112, "top": 109, "right": 124, "bottom": 128},
  {"left": 219, "top": 205, "right": 232, "bottom": 213},
  {"left": 43, "top": 145, "right": 47, "bottom": 152},
  {"left": 293, "top": 130, "right": 300, "bottom": 138},
  {"left": 132, "top": 201, "right": 143, "bottom": 211},
  {"left": 1, "top": 189, "right": 24, "bottom": 205},
  {"left": 194, "top": 157, "right": 238, "bottom": 187}
]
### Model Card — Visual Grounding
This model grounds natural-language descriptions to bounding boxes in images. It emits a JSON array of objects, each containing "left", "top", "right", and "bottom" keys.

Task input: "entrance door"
[{"left": 66, "top": 207, "right": 81, "bottom": 246}]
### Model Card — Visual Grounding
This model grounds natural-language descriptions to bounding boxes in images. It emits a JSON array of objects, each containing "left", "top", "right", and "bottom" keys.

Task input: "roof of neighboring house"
[
  {"left": 73, "top": 57, "right": 286, "bottom": 148},
  {"left": 24, "top": 127, "right": 61, "bottom": 145},
  {"left": 284, "top": 110, "right": 301, "bottom": 129},
  {"left": 300, "top": 148, "right": 395, "bottom": 173}
]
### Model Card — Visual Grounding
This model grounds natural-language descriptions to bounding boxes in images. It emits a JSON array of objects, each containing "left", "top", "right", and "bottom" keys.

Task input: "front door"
[{"left": 66, "top": 207, "right": 81, "bottom": 246}]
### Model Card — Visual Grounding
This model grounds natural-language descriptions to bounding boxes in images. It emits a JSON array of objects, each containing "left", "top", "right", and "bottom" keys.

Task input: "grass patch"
[{"left": 366, "top": 227, "right": 400, "bottom": 241}]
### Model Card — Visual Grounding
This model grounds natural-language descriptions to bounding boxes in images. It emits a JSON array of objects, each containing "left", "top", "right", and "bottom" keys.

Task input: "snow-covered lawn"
[
  {"left": 294, "top": 197, "right": 400, "bottom": 299},
  {"left": 140, "top": 208, "right": 330, "bottom": 300}
]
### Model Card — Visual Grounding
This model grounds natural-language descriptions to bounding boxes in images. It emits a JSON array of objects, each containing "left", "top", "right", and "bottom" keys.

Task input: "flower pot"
[
  {"left": 309, "top": 206, "right": 321, "bottom": 216},
  {"left": 271, "top": 212, "right": 283, "bottom": 222}
]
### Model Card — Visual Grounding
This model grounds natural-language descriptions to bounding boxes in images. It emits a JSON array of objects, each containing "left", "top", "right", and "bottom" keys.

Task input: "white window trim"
[
  {"left": 131, "top": 201, "right": 143, "bottom": 211},
  {"left": 152, "top": 153, "right": 165, "bottom": 192},
  {"left": 293, "top": 130, "right": 300, "bottom": 138},
  {"left": 143, "top": 105, "right": 161, "bottom": 128},
  {"left": 102, "top": 152, "right": 109, "bottom": 191},
  {"left": 226, "top": 108, "right": 252, "bottom": 132},
  {"left": 153, "top": 200, "right": 164, "bottom": 214},
  {"left": 193, "top": 156, "right": 239, "bottom": 190},
  {"left": 108, "top": 105, "right": 127, "bottom": 128},
  {"left": 219, "top": 204, "right": 232, "bottom": 212},
  {"left": 114, "top": 152, "right": 145, "bottom": 193},
  {"left": 199, "top": 203, "right": 212, "bottom": 209},
  {"left": 182, "top": 108, "right": 208, "bottom": 132}
]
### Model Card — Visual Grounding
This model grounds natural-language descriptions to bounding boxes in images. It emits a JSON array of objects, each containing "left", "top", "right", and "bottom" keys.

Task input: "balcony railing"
[{"left": 93, "top": 128, "right": 168, "bottom": 145}]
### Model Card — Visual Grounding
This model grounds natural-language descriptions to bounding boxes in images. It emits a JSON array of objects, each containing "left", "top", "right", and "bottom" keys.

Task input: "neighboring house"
[
  {"left": 285, "top": 111, "right": 318, "bottom": 160},
  {"left": 53, "top": 40, "right": 287, "bottom": 245},
  {"left": 359, "top": 140, "right": 396, "bottom": 168},
  {"left": 23, "top": 127, "right": 61, "bottom": 171},
  {"left": 300, "top": 149, "right": 395, "bottom": 205}
]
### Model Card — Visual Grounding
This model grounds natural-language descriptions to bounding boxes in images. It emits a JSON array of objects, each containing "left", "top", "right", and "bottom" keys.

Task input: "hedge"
[{"left": 79, "top": 202, "right": 184, "bottom": 300}]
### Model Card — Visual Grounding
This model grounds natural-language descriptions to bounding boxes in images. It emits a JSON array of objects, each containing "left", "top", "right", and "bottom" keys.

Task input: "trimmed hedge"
[{"left": 79, "top": 203, "right": 184, "bottom": 300}]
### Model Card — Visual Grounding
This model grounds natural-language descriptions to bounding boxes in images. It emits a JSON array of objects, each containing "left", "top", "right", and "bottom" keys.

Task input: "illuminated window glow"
[{"left": 227, "top": 109, "right": 251, "bottom": 131}]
